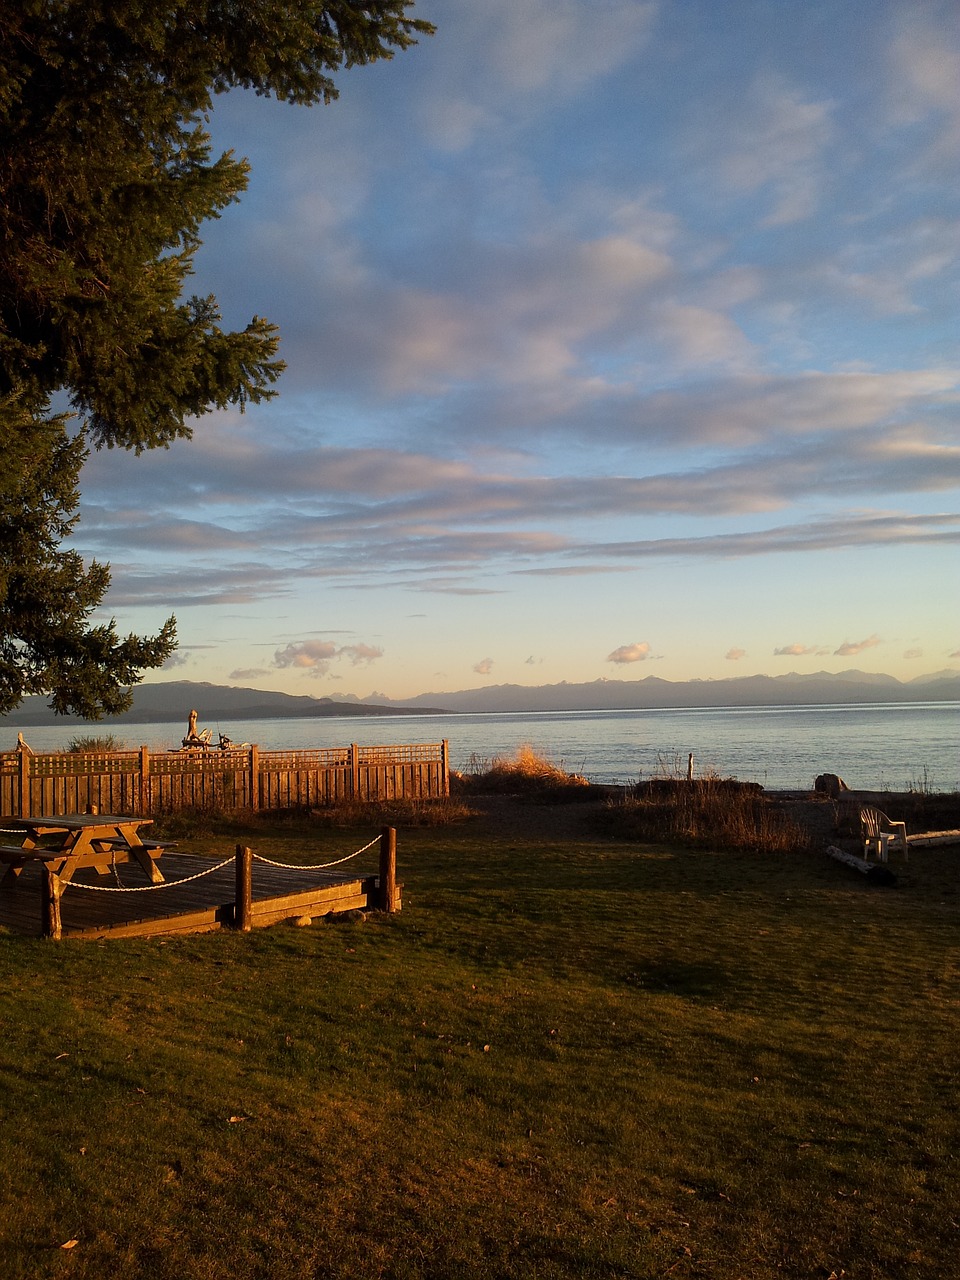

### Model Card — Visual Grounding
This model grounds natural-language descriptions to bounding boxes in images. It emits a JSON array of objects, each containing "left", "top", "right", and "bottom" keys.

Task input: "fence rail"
[{"left": 0, "top": 740, "right": 450, "bottom": 817}]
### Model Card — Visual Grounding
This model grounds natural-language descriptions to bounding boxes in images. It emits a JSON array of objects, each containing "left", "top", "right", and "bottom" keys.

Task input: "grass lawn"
[{"left": 0, "top": 796, "right": 958, "bottom": 1278}]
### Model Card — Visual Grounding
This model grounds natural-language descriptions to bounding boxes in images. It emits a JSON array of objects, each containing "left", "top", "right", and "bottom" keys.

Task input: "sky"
[{"left": 75, "top": 0, "right": 960, "bottom": 702}]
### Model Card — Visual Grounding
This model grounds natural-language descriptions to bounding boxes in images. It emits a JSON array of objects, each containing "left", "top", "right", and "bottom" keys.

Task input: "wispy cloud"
[
  {"left": 887, "top": 5, "right": 960, "bottom": 168},
  {"left": 415, "top": 0, "right": 658, "bottom": 151},
  {"left": 834, "top": 634, "right": 881, "bottom": 657},
  {"left": 711, "top": 71, "right": 835, "bottom": 225}
]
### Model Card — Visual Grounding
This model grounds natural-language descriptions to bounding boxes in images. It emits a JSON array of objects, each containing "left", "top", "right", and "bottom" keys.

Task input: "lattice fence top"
[
  {"left": 149, "top": 752, "right": 248, "bottom": 775},
  {"left": 259, "top": 749, "right": 352, "bottom": 769},
  {"left": 357, "top": 743, "right": 445, "bottom": 763},
  {"left": 3, "top": 743, "right": 445, "bottom": 770},
  {"left": 27, "top": 752, "right": 143, "bottom": 777}
]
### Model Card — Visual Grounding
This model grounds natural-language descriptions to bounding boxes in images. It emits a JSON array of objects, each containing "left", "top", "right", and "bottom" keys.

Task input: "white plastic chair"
[{"left": 860, "top": 806, "right": 908, "bottom": 862}]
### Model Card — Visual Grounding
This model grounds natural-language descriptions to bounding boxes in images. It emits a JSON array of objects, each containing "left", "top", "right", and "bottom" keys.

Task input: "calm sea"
[{"left": 9, "top": 702, "right": 959, "bottom": 793}]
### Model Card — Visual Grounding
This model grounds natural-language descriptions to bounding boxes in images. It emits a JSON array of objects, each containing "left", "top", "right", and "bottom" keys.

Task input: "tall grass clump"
[
  {"left": 600, "top": 776, "right": 811, "bottom": 853},
  {"left": 455, "top": 743, "right": 590, "bottom": 796}
]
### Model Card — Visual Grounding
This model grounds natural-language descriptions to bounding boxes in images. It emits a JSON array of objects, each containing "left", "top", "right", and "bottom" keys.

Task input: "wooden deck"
[{"left": 0, "top": 851, "right": 394, "bottom": 940}]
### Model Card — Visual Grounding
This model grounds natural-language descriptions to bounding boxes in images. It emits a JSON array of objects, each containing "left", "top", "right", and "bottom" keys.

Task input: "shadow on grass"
[{"left": 623, "top": 959, "right": 730, "bottom": 1000}]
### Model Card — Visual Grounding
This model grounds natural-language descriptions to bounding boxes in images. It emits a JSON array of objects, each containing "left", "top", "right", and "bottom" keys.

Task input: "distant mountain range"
[
  {"left": 2, "top": 681, "right": 447, "bottom": 727},
  {"left": 2, "top": 670, "right": 958, "bottom": 727},
  {"left": 359, "top": 668, "right": 960, "bottom": 713}
]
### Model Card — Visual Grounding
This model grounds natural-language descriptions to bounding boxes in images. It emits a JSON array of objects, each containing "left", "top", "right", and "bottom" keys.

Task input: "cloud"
[
  {"left": 647, "top": 301, "right": 754, "bottom": 367},
  {"left": 92, "top": 502, "right": 960, "bottom": 612},
  {"left": 887, "top": 7, "right": 960, "bottom": 167},
  {"left": 725, "top": 648, "right": 746, "bottom": 661},
  {"left": 77, "top": 411, "right": 960, "bottom": 576},
  {"left": 473, "top": 657, "right": 494, "bottom": 675},
  {"left": 607, "top": 642, "right": 652, "bottom": 664},
  {"left": 834, "top": 634, "right": 881, "bottom": 657},
  {"left": 229, "top": 667, "right": 269, "bottom": 681},
  {"left": 274, "top": 641, "right": 339, "bottom": 670},
  {"left": 774, "top": 643, "right": 819, "bottom": 657},
  {"left": 160, "top": 651, "right": 191, "bottom": 669},
  {"left": 415, "top": 0, "right": 658, "bottom": 151},
  {"left": 367, "top": 233, "right": 675, "bottom": 395},
  {"left": 586, "top": 513, "right": 960, "bottom": 566},
  {"left": 902, "top": 648, "right": 923, "bottom": 660},
  {"left": 342, "top": 644, "right": 384, "bottom": 665},
  {"left": 707, "top": 71, "right": 835, "bottom": 225},
  {"left": 272, "top": 640, "right": 383, "bottom": 677},
  {"left": 620, "top": 370, "right": 960, "bottom": 448}
]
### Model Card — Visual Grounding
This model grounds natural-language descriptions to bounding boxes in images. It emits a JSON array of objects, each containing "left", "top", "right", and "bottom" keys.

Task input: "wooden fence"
[{"left": 0, "top": 740, "right": 450, "bottom": 818}]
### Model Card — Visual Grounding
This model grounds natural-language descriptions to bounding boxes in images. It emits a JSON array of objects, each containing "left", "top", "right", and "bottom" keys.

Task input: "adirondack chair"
[{"left": 860, "top": 806, "right": 908, "bottom": 862}]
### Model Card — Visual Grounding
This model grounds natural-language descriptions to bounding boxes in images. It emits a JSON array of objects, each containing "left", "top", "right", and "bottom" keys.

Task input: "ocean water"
[{"left": 9, "top": 702, "right": 959, "bottom": 793}]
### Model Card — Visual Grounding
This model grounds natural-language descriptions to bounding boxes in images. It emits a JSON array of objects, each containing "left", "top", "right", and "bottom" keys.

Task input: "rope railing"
[
  {"left": 251, "top": 835, "right": 380, "bottom": 871},
  {"left": 60, "top": 855, "right": 236, "bottom": 892}
]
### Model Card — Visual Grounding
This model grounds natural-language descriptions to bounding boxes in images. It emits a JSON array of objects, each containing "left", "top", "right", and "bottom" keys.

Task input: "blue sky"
[{"left": 76, "top": 0, "right": 959, "bottom": 700}]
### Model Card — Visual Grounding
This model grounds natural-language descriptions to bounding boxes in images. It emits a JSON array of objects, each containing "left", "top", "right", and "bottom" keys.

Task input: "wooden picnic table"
[{"left": 0, "top": 815, "right": 166, "bottom": 886}]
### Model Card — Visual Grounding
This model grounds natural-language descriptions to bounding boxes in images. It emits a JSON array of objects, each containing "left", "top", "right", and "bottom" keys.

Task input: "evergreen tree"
[{"left": 0, "top": 1, "right": 432, "bottom": 717}]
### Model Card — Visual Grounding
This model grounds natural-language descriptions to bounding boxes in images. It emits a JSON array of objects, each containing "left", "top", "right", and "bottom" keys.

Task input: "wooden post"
[
  {"left": 441, "top": 739, "right": 450, "bottom": 797},
  {"left": 41, "top": 866, "right": 62, "bottom": 940},
  {"left": 235, "top": 845, "right": 253, "bottom": 931},
  {"left": 140, "top": 746, "right": 150, "bottom": 816},
  {"left": 18, "top": 740, "right": 31, "bottom": 818},
  {"left": 687, "top": 752, "right": 694, "bottom": 782},
  {"left": 378, "top": 826, "right": 398, "bottom": 913},
  {"left": 351, "top": 743, "right": 361, "bottom": 802},
  {"left": 249, "top": 745, "right": 260, "bottom": 812}
]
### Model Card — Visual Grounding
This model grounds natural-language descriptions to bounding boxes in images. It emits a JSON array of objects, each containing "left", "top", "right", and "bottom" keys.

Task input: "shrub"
[{"left": 67, "top": 734, "right": 125, "bottom": 753}]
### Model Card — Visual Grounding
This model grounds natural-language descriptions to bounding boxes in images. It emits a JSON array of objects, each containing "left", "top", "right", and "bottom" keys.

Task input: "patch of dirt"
[{"left": 466, "top": 791, "right": 613, "bottom": 842}]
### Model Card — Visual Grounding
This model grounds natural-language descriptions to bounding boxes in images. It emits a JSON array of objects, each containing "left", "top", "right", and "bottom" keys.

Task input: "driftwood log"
[
  {"left": 906, "top": 830, "right": 960, "bottom": 849},
  {"left": 825, "top": 845, "right": 897, "bottom": 886}
]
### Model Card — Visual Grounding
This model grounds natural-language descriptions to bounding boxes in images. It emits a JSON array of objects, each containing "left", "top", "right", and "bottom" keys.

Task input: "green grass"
[{"left": 0, "top": 804, "right": 958, "bottom": 1278}]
